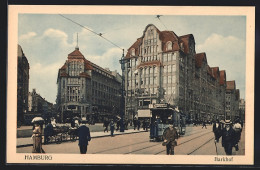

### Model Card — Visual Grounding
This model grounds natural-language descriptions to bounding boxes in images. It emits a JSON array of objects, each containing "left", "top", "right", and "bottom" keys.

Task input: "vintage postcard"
[{"left": 7, "top": 5, "right": 255, "bottom": 165}]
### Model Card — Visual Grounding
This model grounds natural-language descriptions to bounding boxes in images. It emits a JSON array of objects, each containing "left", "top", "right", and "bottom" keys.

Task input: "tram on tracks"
[{"left": 149, "top": 104, "right": 186, "bottom": 141}]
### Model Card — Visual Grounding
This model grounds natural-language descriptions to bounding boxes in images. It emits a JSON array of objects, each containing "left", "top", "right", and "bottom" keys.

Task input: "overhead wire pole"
[
  {"left": 156, "top": 15, "right": 168, "bottom": 30},
  {"left": 59, "top": 14, "right": 125, "bottom": 131}
]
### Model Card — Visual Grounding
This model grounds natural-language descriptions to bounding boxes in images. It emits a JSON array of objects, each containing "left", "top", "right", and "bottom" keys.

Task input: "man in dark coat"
[
  {"left": 213, "top": 119, "right": 222, "bottom": 142},
  {"left": 110, "top": 120, "right": 115, "bottom": 137},
  {"left": 137, "top": 120, "right": 141, "bottom": 130},
  {"left": 44, "top": 122, "right": 53, "bottom": 144},
  {"left": 133, "top": 118, "right": 137, "bottom": 130},
  {"left": 103, "top": 118, "right": 109, "bottom": 133},
  {"left": 202, "top": 120, "right": 207, "bottom": 129},
  {"left": 162, "top": 124, "right": 178, "bottom": 155},
  {"left": 217, "top": 120, "right": 236, "bottom": 155},
  {"left": 116, "top": 119, "right": 120, "bottom": 131},
  {"left": 78, "top": 123, "right": 91, "bottom": 154}
]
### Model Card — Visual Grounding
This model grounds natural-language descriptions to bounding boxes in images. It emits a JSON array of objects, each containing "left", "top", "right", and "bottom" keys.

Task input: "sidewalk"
[{"left": 17, "top": 128, "right": 147, "bottom": 148}]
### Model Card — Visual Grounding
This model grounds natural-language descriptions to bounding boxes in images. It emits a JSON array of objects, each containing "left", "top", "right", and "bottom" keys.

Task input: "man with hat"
[
  {"left": 78, "top": 122, "right": 91, "bottom": 154},
  {"left": 162, "top": 123, "right": 178, "bottom": 155},
  {"left": 213, "top": 119, "right": 222, "bottom": 142},
  {"left": 216, "top": 119, "right": 236, "bottom": 155}
]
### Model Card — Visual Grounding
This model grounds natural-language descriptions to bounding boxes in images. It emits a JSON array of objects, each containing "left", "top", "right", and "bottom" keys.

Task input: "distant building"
[
  {"left": 239, "top": 99, "right": 245, "bottom": 121},
  {"left": 25, "top": 89, "right": 54, "bottom": 124},
  {"left": 56, "top": 46, "right": 122, "bottom": 123},
  {"left": 123, "top": 24, "right": 241, "bottom": 122},
  {"left": 17, "top": 45, "right": 29, "bottom": 125},
  {"left": 225, "top": 81, "right": 239, "bottom": 120}
]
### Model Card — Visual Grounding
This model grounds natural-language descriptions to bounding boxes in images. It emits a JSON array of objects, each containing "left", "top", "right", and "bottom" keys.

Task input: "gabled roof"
[
  {"left": 179, "top": 34, "right": 195, "bottom": 54},
  {"left": 68, "top": 49, "right": 84, "bottom": 59},
  {"left": 59, "top": 49, "right": 93, "bottom": 71},
  {"left": 159, "top": 31, "right": 180, "bottom": 52},
  {"left": 195, "top": 53, "right": 207, "bottom": 68},
  {"left": 83, "top": 58, "right": 94, "bottom": 70},
  {"left": 211, "top": 67, "right": 220, "bottom": 80},
  {"left": 125, "top": 38, "right": 142, "bottom": 59},
  {"left": 226, "top": 81, "right": 236, "bottom": 90},
  {"left": 219, "top": 70, "right": 226, "bottom": 86}
]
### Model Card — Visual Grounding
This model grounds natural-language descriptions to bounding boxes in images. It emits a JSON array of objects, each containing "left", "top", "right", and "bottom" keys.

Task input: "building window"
[
  {"left": 166, "top": 41, "right": 172, "bottom": 51},
  {"left": 172, "top": 64, "right": 176, "bottom": 71},
  {"left": 163, "top": 76, "right": 167, "bottom": 84},
  {"left": 168, "top": 76, "right": 172, "bottom": 84},
  {"left": 131, "top": 48, "right": 135, "bottom": 56},
  {"left": 163, "top": 66, "right": 167, "bottom": 74}
]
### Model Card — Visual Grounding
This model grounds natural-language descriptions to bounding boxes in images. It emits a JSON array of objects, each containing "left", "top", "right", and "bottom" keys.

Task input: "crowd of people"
[
  {"left": 31, "top": 116, "right": 244, "bottom": 155},
  {"left": 213, "top": 119, "right": 243, "bottom": 155}
]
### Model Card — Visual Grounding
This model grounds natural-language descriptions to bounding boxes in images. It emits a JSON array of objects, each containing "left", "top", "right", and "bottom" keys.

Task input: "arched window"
[{"left": 166, "top": 41, "right": 172, "bottom": 51}]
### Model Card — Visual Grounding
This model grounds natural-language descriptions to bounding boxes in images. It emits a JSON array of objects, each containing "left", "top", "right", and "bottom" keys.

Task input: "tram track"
[
  {"left": 125, "top": 130, "right": 212, "bottom": 154},
  {"left": 92, "top": 128, "right": 213, "bottom": 154},
  {"left": 187, "top": 136, "right": 215, "bottom": 155},
  {"left": 154, "top": 130, "right": 213, "bottom": 155}
]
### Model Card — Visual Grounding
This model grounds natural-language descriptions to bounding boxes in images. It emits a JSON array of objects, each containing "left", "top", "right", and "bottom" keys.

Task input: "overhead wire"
[
  {"left": 59, "top": 14, "right": 124, "bottom": 51},
  {"left": 155, "top": 15, "right": 168, "bottom": 30}
]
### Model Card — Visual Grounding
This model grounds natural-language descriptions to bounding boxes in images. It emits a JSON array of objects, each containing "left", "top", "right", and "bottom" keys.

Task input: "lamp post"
[{"left": 119, "top": 49, "right": 126, "bottom": 132}]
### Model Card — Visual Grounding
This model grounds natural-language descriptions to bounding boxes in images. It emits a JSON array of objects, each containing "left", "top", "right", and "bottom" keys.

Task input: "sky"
[{"left": 18, "top": 14, "right": 246, "bottom": 104}]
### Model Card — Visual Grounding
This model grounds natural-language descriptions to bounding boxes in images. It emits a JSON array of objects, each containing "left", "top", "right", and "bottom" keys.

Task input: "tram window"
[{"left": 143, "top": 100, "right": 150, "bottom": 106}]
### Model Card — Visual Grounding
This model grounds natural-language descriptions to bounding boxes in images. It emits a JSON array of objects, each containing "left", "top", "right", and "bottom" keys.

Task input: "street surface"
[{"left": 17, "top": 124, "right": 245, "bottom": 155}]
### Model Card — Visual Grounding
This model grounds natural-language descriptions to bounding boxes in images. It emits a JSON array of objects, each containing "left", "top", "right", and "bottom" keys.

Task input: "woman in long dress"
[{"left": 32, "top": 123, "right": 45, "bottom": 153}]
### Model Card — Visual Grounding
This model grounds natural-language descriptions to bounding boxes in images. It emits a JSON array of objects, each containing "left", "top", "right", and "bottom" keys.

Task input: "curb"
[{"left": 17, "top": 130, "right": 147, "bottom": 148}]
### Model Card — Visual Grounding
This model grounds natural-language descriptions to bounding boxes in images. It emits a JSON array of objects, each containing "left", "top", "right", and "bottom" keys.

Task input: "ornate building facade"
[
  {"left": 123, "top": 24, "right": 241, "bottom": 122},
  {"left": 56, "top": 46, "right": 121, "bottom": 122}
]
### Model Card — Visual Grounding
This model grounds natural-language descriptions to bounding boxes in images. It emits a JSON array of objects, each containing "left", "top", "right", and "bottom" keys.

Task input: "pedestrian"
[
  {"left": 32, "top": 123, "right": 45, "bottom": 153},
  {"left": 137, "top": 119, "right": 141, "bottom": 130},
  {"left": 216, "top": 120, "right": 236, "bottom": 155},
  {"left": 213, "top": 119, "right": 221, "bottom": 142},
  {"left": 110, "top": 120, "right": 115, "bottom": 137},
  {"left": 71, "top": 119, "right": 76, "bottom": 128},
  {"left": 78, "top": 122, "right": 91, "bottom": 154},
  {"left": 202, "top": 120, "right": 207, "bottom": 129},
  {"left": 51, "top": 118, "right": 56, "bottom": 127},
  {"left": 116, "top": 119, "right": 120, "bottom": 131},
  {"left": 162, "top": 124, "right": 178, "bottom": 155},
  {"left": 103, "top": 118, "right": 109, "bottom": 133},
  {"left": 125, "top": 118, "right": 129, "bottom": 130},
  {"left": 142, "top": 119, "right": 146, "bottom": 130},
  {"left": 133, "top": 118, "right": 137, "bottom": 130},
  {"left": 233, "top": 119, "right": 242, "bottom": 151},
  {"left": 44, "top": 121, "right": 53, "bottom": 144},
  {"left": 145, "top": 119, "right": 149, "bottom": 131}
]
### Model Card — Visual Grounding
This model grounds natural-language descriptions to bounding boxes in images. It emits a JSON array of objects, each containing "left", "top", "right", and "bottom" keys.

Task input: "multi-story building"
[
  {"left": 56, "top": 46, "right": 121, "bottom": 123},
  {"left": 123, "top": 24, "right": 240, "bottom": 122},
  {"left": 17, "top": 44, "right": 29, "bottom": 125},
  {"left": 225, "top": 80, "right": 237, "bottom": 120},
  {"left": 239, "top": 99, "right": 245, "bottom": 121},
  {"left": 25, "top": 89, "right": 54, "bottom": 124}
]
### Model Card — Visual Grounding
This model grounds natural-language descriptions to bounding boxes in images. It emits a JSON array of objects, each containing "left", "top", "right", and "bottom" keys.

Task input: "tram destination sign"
[{"left": 154, "top": 103, "right": 169, "bottom": 108}]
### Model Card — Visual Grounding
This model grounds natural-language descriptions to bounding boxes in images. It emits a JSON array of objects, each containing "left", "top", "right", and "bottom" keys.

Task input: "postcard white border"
[{"left": 7, "top": 5, "right": 255, "bottom": 165}]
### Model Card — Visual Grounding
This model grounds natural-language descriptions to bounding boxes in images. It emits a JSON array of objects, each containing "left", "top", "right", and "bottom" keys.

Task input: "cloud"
[
  {"left": 29, "top": 62, "right": 62, "bottom": 103},
  {"left": 86, "top": 47, "right": 123, "bottom": 72},
  {"left": 196, "top": 33, "right": 246, "bottom": 98},
  {"left": 19, "top": 28, "right": 74, "bottom": 65},
  {"left": 19, "top": 32, "right": 37, "bottom": 41}
]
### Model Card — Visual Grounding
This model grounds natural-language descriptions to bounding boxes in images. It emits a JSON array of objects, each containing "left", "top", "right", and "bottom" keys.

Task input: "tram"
[{"left": 149, "top": 104, "right": 186, "bottom": 141}]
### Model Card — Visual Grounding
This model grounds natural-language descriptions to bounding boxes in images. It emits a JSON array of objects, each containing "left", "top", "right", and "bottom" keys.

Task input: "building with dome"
[{"left": 56, "top": 46, "right": 122, "bottom": 123}]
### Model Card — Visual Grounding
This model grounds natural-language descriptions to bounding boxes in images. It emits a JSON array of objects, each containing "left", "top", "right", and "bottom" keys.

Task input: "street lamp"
[{"left": 119, "top": 49, "right": 127, "bottom": 132}]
